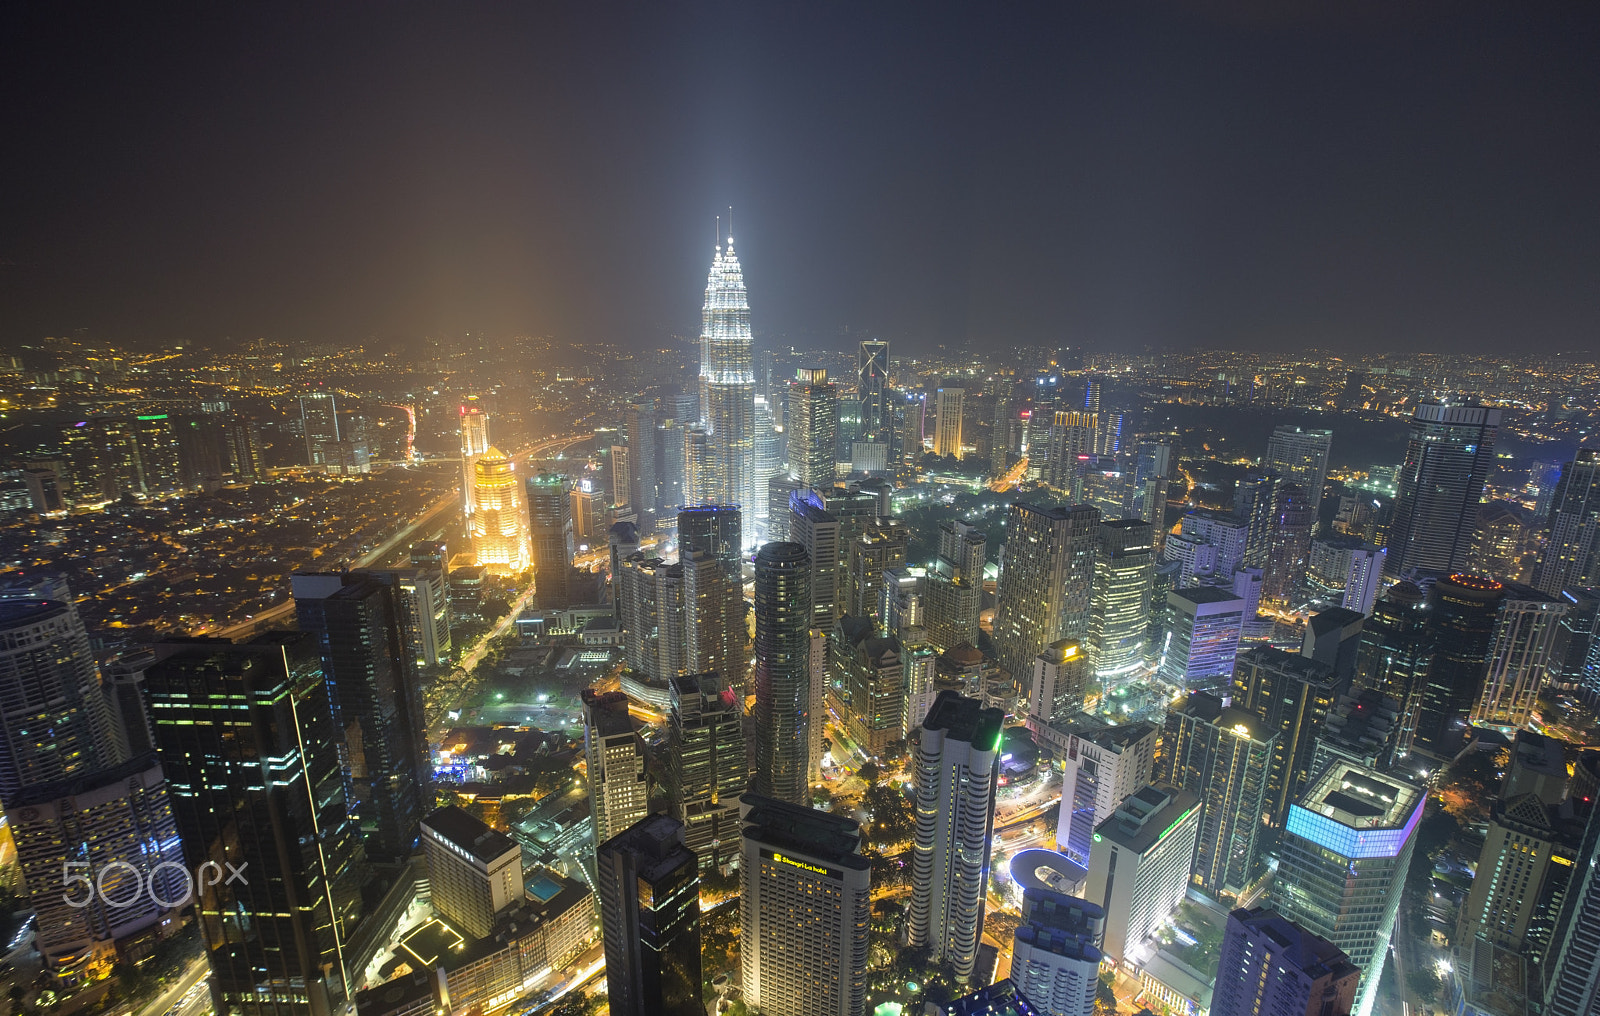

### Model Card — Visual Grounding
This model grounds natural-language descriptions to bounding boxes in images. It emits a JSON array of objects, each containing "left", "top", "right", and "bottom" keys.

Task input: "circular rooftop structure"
[{"left": 1009, "top": 848, "right": 1088, "bottom": 895}]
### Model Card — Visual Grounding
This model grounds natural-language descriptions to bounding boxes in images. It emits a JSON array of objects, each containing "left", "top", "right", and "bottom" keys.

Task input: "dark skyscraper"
[
  {"left": 669, "top": 673, "right": 748, "bottom": 871},
  {"left": 1352, "top": 581, "right": 1434, "bottom": 757},
  {"left": 1231, "top": 646, "right": 1338, "bottom": 827},
  {"left": 857, "top": 340, "right": 891, "bottom": 458},
  {"left": 1386, "top": 403, "right": 1502, "bottom": 577},
  {"left": 753, "top": 542, "right": 813, "bottom": 805},
  {"left": 146, "top": 634, "right": 365, "bottom": 1016},
  {"left": 292, "top": 572, "right": 429, "bottom": 862},
  {"left": 1261, "top": 483, "right": 1316, "bottom": 609},
  {"left": 1535, "top": 448, "right": 1600, "bottom": 596},
  {"left": 596, "top": 814, "right": 704, "bottom": 1016},
  {"left": 1413, "top": 573, "right": 1505, "bottom": 759},
  {"left": 527, "top": 472, "right": 575, "bottom": 608}
]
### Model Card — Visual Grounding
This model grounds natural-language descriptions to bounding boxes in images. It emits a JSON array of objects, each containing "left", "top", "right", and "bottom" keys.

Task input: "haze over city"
[{"left": 1, "top": 8, "right": 1600, "bottom": 1016}]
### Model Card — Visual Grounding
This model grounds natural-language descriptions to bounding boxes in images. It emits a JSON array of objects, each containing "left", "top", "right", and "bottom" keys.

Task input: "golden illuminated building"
[{"left": 471, "top": 447, "right": 530, "bottom": 573}]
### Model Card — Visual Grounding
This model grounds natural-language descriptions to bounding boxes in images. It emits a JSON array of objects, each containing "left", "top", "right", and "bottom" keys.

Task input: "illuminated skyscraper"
[
  {"left": 926, "top": 520, "right": 986, "bottom": 652},
  {"left": 1231, "top": 646, "right": 1338, "bottom": 827},
  {"left": 739, "top": 794, "right": 871, "bottom": 1016},
  {"left": 994, "top": 502, "right": 1101, "bottom": 681},
  {"left": 1471, "top": 583, "right": 1570, "bottom": 732},
  {"left": 583, "top": 689, "right": 650, "bottom": 844},
  {"left": 1275, "top": 763, "right": 1424, "bottom": 1016},
  {"left": 935, "top": 384, "right": 966, "bottom": 458},
  {"left": 908, "top": 690, "right": 1003, "bottom": 983},
  {"left": 1088, "top": 520, "right": 1154, "bottom": 678},
  {"left": 1352, "top": 581, "right": 1433, "bottom": 756},
  {"left": 1087, "top": 785, "right": 1201, "bottom": 965},
  {"left": 459, "top": 403, "right": 489, "bottom": 517},
  {"left": 857, "top": 340, "right": 891, "bottom": 454},
  {"left": 699, "top": 234, "right": 756, "bottom": 547},
  {"left": 1159, "top": 692, "right": 1275, "bottom": 900},
  {"left": 471, "top": 447, "right": 530, "bottom": 573},
  {"left": 1386, "top": 403, "right": 1501, "bottom": 577},
  {"left": 789, "top": 368, "right": 839, "bottom": 488},
  {"left": 669, "top": 674, "right": 748, "bottom": 871}
]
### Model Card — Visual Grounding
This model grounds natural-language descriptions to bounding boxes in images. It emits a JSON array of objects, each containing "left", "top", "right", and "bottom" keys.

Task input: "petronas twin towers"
[{"left": 697, "top": 233, "right": 757, "bottom": 547}]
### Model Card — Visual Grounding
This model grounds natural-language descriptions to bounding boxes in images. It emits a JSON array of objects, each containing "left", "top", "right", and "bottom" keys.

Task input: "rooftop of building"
[
  {"left": 1095, "top": 784, "right": 1201, "bottom": 854},
  {"left": 581, "top": 688, "right": 634, "bottom": 737},
  {"left": 0, "top": 597, "right": 71, "bottom": 628},
  {"left": 1509, "top": 729, "right": 1569, "bottom": 781},
  {"left": 740, "top": 793, "right": 871, "bottom": 870},
  {"left": 924, "top": 689, "right": 1004, "bottom": 749},
  {"left": 421, "top": 806, "right": 519, "bottom": 864},
  {"left": 1296, "top": 762, "right": 1424, "bottom": 832},
  {"left": 598, "top": 814, "right": 698, "bottom": 883},
  {"left": 1306, "top": 607, "right": 1366, "bottom": 638},
  {"left": 1226, "top": 907, "right": 1358, "bottom": 982},
  {"left": 1169, "top": 586, "right": 1246, "bottom": 607},
  {"left": 1240, "top": 644, "right": 1336, "bottom": 680},
  {"left": 943, "top": 978, "right": 1044, "bottom": 1016}
]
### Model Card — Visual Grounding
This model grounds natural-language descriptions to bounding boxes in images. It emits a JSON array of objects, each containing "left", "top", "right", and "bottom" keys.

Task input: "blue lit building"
[{"left": 1274, "top": 762, "right": 1424, "bottom": 1016}]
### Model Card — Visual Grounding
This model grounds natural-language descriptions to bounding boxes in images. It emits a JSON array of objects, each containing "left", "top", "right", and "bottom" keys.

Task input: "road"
[{"left": 133, "top": 959, "right": 208, "bottom": 1016}]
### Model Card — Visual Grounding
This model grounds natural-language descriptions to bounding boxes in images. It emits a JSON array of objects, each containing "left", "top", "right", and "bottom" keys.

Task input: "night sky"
[{"left": 2, "top": 3, "right": 1598, "bottom": 355}]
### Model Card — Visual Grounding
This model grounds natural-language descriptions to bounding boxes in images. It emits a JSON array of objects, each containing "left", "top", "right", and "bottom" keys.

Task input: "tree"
[{"left": 858, "top": 760, "right": 882, "bottom": 785}]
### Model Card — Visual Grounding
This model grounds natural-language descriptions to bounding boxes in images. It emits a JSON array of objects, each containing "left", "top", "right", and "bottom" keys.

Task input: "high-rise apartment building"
[
  {"left": 1086, "top": 785, "right": 1201, "bottom": 964},
  {"left": 789, "top": 368, "right": 840, "bottom": 489},
  {"left": 1275, "top": 763, "right": 1424, "bottom": 1016},
  {"left": 679, "top": 504, "right": 748, "bottom": 692},
  {"left": 699, "top": 235, "right": 757, "bottom": 547},
  {"left": 833, "top": 617, "right": 906, "bottom": 758},
  {"left": 927, "top": 520, "right": 986, "bottom": 652},
  {"left": 583, "top": 689, "right": 649, "bottom": 845},
  {"left": 1155, "top": 587, "right": 1246, "bottom": 694},
  {"left": 1089, "top": 519, "right": 1154, "bottom": 678},
  {"left": 1049, "top": 718, "right": 1158, "bottom": 869},
  {"left": 1386, "top": 403, "right": 1502, "bottom": 577},
  {"left": 1414, "top": 574, "right": 1505, "bottom": 759},
  {"left": 1472, "top": 583, "right": 1571, "bottom": 731},
  {"left": 908, "top": 691, "right": 1003, "bottom": 983},
  {"left": 292, "top": 573, "right": 429, "bottom": 862},
  {"left": 597, "top": 814, "right": 703, "bottom": 1016},
  {"left": 1536, "top": 449, "right": 1600, "bottom": 595},
  {"left": 1009, "top": 890, "right": 1106, "bottom": 1016},
  {"left": 0, "top": 599, "right": 122, "bottom": 800},
  {"left": 669, "top": 673, "right": 748, "bottom": 871},
  {"left": 1160, "top": 693, "right": 1276, "bottom": 899},
  {"left": 527, "top": 472, "right": 574, "bottom": 608},
  {"left": 740, "top": 794, "right": 871, "bottom": 1016},
  {"left": 845, "top": 520, "right": 909, "bottom": 620},
  {"left": 1043, "top": 411, "right": 1097, "bottom": 491},
  {"left": 146, "top": 634, "right": 366, "bottom": 1016},
  {"left": 994, "top": 502, "right": 1101, "bottom": 681},
  {"left": 1232, "top": 646, "right": 1339, "bottom": 827},
  {"left": 1265, "top": 426, "right": 1334, "bottom": 511},
  {"left": 1211, "top": 908, "right": 1359, "bottom": 1016},
  {"left": 1167, "top": 510, "right": 1250, "bottom": 586},
  {"left": 752, "top": 542, "right": 814, "bottom": 805},
  {"left": 420, "top": 806, "right": 523, "bottom": 939},
  {"left": 1028, "top": 639, "right": 1090, "bottom": 729},
  {"left": 1543, "top": 794, "right": 1600, "bottom": 1016},
  {"left": 935, "top": 383, "right": 966, "bottom": 458},
  {"left": 472, "top": 447, "right": 531, "bottom": 573}
]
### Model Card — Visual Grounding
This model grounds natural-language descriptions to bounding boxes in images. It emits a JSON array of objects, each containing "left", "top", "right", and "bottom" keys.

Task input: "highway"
[{"left": 132, "top": 959, "right": 208, "bottom": 1016}]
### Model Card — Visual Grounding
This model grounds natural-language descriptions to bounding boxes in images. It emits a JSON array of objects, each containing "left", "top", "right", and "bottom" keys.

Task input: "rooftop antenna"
[
  {"left": 728, "top": 205, "right": 734, "bottom": 244},
  {"left": 715, "top": 214, "right": 721, "bottom": 252}
]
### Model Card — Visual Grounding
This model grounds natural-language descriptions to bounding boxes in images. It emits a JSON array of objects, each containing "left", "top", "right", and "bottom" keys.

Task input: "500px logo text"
[{"left": 61, "top": 860, "right": 248, "bottom": 908}]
